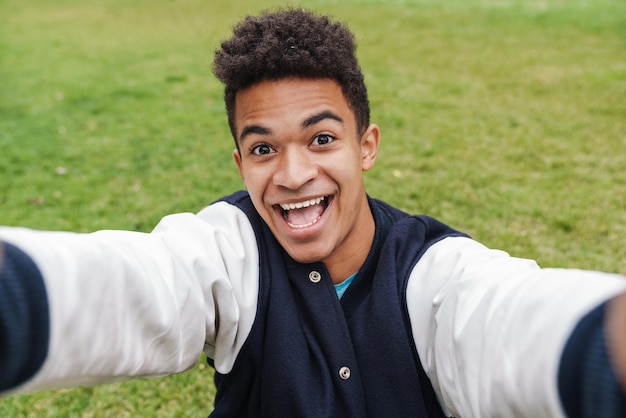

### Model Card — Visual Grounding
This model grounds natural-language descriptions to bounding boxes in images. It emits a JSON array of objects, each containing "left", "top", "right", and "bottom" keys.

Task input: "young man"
[{"left": 1, "top": 8, "right": 625, "bottom": 417}]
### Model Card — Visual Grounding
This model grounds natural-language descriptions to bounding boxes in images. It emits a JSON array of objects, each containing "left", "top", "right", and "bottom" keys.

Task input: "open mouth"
[{"left": 277, "top": 196, "right": 330, "bottom": 228}]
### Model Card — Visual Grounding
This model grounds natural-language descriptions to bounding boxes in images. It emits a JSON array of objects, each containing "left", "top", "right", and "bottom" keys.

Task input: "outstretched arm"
[
  {"left": 0, "top": 202, "right": 259, "bottom": 395},
  {"left": 407, "top": 236, "right": 626, "bottom": 417},
  {"left": 0, "top": 223, "right": 210, "bottom": 395}
]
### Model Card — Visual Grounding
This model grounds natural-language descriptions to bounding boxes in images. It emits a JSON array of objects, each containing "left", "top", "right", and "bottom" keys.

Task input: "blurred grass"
[{"left": 1, "top": 0, "right": 625, "bottom": 415}]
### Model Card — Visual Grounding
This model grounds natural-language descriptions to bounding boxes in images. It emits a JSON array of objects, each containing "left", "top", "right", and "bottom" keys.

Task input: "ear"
[
  {"left": 233, "top": 148, "right": 244, "bottom": 181},
  {"left": 360, "top": 124, "right": 380, "bottom": 171}
]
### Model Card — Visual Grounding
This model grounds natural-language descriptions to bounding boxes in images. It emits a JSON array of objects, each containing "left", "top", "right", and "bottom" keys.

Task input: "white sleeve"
[
  {"left": 0, "top": 201, "right": 259, "bottom": 393},
  {"left": 406, "top": 236, "right": 626, "bottom": 418}
]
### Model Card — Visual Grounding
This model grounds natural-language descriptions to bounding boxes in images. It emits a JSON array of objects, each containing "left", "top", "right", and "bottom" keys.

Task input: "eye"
[
  {"left": 312, "top": 134, "right": 334, "bottom": 146},
  {"left": 250, "top": 143, "right": 275, "bottom": 155}
]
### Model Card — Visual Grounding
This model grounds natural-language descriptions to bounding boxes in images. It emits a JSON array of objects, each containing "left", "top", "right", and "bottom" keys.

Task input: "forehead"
[{"left": 233, "top": 78, "right": 356, "bottom": 139}]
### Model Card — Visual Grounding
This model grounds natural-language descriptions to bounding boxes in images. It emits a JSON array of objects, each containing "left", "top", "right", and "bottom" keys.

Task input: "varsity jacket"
[{"left": 1, "top": 191, "right": 625, "bottom": 417}]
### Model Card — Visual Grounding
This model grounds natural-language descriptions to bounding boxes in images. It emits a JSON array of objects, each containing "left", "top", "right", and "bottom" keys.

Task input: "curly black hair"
[{"left": 213, "top": 8, "right": 370, "bottom": 145}]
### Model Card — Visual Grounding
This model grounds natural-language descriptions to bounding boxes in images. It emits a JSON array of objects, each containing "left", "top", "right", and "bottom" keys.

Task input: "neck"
[{"left": 324, "top": 202, "right": 375, "bottom": 284}]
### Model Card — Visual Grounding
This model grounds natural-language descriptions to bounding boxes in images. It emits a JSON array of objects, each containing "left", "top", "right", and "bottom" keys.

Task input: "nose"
[{"left": 272, "top": 146, "right": 318, "bottom": 190}]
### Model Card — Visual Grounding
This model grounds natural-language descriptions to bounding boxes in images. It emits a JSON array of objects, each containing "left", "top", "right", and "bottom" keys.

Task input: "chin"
[
  {"left": 284, "top": 245, "right": 330, "bottom": 265},
  {"left": 287, "top": 252, "right": 323, "bottom": 264}
]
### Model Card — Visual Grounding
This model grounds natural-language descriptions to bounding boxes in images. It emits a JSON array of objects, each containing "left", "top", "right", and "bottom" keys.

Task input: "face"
[{"left": 233, "top": 77, "right": 379, "bottom": 281}]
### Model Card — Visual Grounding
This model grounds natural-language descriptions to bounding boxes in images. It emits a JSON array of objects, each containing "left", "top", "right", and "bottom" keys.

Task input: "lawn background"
[{"left": 1, "top": 0, "right": 625, "bottom": 416}]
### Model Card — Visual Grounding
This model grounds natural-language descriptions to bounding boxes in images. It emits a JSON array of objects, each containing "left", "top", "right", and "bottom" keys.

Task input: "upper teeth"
[{"left": 280, "top": 196, "right": 325, "bottom": 211}]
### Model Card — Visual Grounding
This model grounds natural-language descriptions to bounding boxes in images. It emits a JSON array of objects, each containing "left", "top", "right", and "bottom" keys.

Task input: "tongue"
[{"left": 286, "top": 203, "right": 324, "bottom": 226}]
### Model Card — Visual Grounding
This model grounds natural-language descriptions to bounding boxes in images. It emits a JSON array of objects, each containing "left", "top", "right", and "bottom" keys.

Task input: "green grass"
[{"left": 1, "top": 0, "right": 625, "bottom": 415}]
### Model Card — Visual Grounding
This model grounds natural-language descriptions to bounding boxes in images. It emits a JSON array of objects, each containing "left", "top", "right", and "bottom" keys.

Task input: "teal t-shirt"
[{"left": 334, "top": 272, "right": 357, "bottom": 299}]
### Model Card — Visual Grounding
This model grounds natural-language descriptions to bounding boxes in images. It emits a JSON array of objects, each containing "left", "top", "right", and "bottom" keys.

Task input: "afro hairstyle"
[{"left": 213, "top": 8, "right": 370, "bottom": 145}]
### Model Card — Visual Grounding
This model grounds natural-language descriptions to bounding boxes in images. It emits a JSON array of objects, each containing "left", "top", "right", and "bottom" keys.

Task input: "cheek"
[
  {"left": 245, "top": 180, "right": 262, "bottom": 200},
  {"left": 239, "top": 165, "right": 259, "bottom": 188},
  {"left": 241, "top": 172, "right": 269, "bottom": 207},
  {"left": 334, "top": 154, "right": 363, "bottom": 179},
  {"left": 248, "top": 190, "right": 270, "bottom": 221}
]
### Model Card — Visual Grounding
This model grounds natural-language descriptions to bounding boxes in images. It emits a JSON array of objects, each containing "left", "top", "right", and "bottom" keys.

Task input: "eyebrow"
[
  {"left": 302, "top": 110, "right": 344, "bottom": 128},
  {"left": 239, "top": 125, "right": 271, "bottom": 143},
  {"left": 238, "top": 110, "right": 344, "bottom": 144}
]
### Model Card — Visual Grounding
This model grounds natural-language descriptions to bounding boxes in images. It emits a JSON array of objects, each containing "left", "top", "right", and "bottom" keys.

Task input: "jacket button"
[
  {"left": 309, "top": 271, "right": 321, "bottom": 283},
  {"left": 339, "top": 366, "right": 351, "bottom": 380}
]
